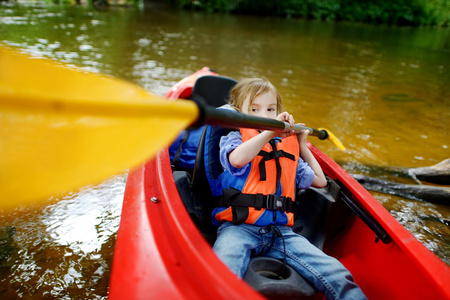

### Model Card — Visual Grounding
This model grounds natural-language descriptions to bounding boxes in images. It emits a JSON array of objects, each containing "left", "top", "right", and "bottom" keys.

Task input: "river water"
[{"left": 0, "top": 2, "right": 449, "bottom": 298}]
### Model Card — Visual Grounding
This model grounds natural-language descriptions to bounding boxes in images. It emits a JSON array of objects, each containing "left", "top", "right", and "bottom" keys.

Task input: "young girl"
[{"left": 211, "top": 78, "right": 366, "bottom": 300}]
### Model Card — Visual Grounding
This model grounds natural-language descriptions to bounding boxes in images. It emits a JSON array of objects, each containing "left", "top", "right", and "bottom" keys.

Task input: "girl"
[{"left": 212, "top": 78, "right": 366, "bottom": 300}]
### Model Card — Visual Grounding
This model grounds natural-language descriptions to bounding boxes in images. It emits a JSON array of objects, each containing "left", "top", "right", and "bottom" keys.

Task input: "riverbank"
[
  {"left": 5, "top": 0, "right": 447, "bottom": 27},
  {"left": 168, "top": 0, "right": 449, "bottom": 27}
]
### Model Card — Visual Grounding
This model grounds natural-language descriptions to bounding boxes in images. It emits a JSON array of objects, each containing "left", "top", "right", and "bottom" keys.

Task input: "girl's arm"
[
  {"left": 228, "top": 112, "right": 295, "bottom": 169},
  {"left": 228, "top": 130, "right": 274, "bottom": 168},
  {"left": 298, "top": 130, "right": 327, "bottom": 188}
]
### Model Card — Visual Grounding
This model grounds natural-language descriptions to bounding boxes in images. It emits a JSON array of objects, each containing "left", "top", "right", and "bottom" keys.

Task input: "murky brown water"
[{"left": 1, "top": 2, "right": 449, "bottom": 298}]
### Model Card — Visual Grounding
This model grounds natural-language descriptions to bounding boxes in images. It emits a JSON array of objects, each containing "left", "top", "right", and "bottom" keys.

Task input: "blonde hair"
[{"left": 228, "top": 78, "right": 282, "bottom": 114}]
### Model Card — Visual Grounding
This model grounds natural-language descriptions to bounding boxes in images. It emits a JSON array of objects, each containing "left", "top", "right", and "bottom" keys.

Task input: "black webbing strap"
[
  {"left": 215, "top": 188, "right": 295, "bottom": 214},
  {"left": 171, "top": 130, "right": 190, "bottom": 169},
  {"left": 257, "top": 148, "right": 295, "bottom": 181}
]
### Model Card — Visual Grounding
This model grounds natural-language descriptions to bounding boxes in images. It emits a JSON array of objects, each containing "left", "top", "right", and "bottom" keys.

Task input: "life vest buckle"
[{"left": 265, "top": 194, "right": 285, "bottom": 211}]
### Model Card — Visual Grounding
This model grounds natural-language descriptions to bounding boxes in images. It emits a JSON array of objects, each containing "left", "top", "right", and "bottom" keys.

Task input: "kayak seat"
[
  {"left": 169, "top": 75, "right": 237, "bottom": 174},
  {"left": 190, "top": 125, "right": 232, "bottom": 243},
  {"left": 173, "top": 170, "right": 204, "bottom": 226},
  {"left": 190, "top": 75, "right": 238, "bottom": 107},
  {"left": 173, "top": 75, "right": 237, "bottom": 243},
  {"left": 292, "top": 178, "right": 339, "bottom": 250}
]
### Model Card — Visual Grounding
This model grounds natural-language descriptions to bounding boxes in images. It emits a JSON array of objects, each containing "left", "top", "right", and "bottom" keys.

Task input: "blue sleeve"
[
  {"left": 219, "top": 131, "right": 250, "bottom": 176},
  {"left": 296, "top": 157, "right": 315, "bottom": 189}
]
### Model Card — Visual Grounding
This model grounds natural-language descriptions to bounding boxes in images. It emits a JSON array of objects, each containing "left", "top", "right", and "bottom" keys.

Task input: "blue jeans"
[{"left": 213, "top": 222, "right": 367, "bottom": 300}]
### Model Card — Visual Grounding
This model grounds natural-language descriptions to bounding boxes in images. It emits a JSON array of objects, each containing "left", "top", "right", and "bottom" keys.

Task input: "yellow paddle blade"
[
  {"left": 0, "top": 45, "right": 198, "bottom": 209},
  {"left": 319, "top": 128, "right": 345, "bottom": 151}
]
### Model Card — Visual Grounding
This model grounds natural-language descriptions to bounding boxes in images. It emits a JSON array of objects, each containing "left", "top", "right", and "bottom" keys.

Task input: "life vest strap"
[
  {"left": 215, "top": 188, "right": 295, "bottom": 213},
  {"left": 257, "top": 149, "right": 295, "bottom": 181}
]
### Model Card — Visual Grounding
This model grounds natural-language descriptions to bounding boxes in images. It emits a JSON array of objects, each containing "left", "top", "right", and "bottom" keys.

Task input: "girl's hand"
[
  {"left": 294, "top": 122, "right": 309, "bottom": 144},
  {"left": 297, "top": 129, "right": 310, "bottom": 144},
  {"left": 273, "top": 112, "right": 295, "bottom": 138},
  {"left": 276, "top": 111, "right": 295, "bottom": 127}
]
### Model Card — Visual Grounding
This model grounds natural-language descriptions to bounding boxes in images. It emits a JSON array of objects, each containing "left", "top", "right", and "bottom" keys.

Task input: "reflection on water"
[
  {"left": 0, "top": 2, "right": 449, "bottom": 298},
  {"left": 42, "top": 177, "right": 124, "bottom": 255},
  {"left": 0, "top": 174, "right": 126, "bottom": 299},
  {"left": 374, "top": 192, "right": 450, "bottom": 266}
]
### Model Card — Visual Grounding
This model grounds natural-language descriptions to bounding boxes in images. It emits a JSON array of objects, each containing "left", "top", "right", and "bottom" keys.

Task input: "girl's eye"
[
  {"left": 268, "top": 108, "right": 275, "bottom": 112},
  {"left": 251, "top": 108, "right": 258, "bottom": 112}
]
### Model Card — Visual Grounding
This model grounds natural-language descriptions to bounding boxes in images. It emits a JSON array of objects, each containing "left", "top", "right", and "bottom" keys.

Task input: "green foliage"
[
  {"left": 169, "top": 0, "right": 450, "bottom": 26},
  {"left": 9, "top": 0, "right": 140, "bottom": 7}
]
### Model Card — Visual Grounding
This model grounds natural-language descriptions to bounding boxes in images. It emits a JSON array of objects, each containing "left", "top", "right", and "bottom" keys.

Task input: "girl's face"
[{"left": 241, "top": 91, "right": 278, "bottom": 119}]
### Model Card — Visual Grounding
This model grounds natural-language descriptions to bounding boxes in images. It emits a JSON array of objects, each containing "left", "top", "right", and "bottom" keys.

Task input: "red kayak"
[{"left": 109, "top": 68, "right": 450, "bottom": 299}]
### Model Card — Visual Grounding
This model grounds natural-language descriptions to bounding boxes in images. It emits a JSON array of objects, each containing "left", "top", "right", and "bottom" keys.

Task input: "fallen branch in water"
[
  {"left": 338, "top": 159, "right": 450, "bottom": 185},
  {"left": 351, "top": 174, "right": 450, "bottom": 205},
  {"left": 408, "top": 159, "right": 450, "bottom": 185}
]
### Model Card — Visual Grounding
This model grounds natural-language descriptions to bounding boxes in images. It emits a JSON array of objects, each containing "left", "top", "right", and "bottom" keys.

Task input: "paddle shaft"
[{"left": 196, "top": 103, "right": 329, "bottom": 140}]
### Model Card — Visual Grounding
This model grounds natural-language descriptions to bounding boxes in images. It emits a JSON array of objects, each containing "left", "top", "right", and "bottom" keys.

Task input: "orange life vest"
[{"left": 213, "top": 128, "right": 299, "bottom": 226}]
